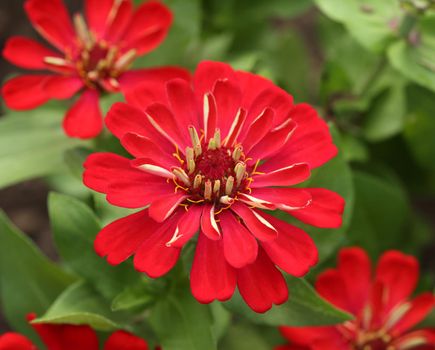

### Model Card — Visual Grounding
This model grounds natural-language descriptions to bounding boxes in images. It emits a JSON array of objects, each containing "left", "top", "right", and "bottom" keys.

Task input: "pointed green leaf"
[
  {"left": 0, "top": 211, "right": 75, "bottom": 338},
  {"left": 224, "top": 276, "right": 353, "bottom": 327}
]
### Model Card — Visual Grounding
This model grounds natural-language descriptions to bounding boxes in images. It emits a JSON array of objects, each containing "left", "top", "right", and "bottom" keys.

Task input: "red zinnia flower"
[
  {"left": 83, "top": 61, "right": 345, "bottom": 312},
  {"left": 2, "top": 0, "right": 189, "bottom": 139},
  {"left": 0, "top": 314, "right": 150, "bottom": 350},
  {"left": 277, "top": 248, "right": 435, "bottom": 350}
]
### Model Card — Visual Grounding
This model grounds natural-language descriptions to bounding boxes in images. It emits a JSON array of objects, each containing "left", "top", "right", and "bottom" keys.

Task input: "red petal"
[
  {"left": 220, "top": 211, "right": 258, "bottom": 268},
  {"left": 0, "top": 333, "right": 35, "bottom": 350},
  {"left": 245, "top": 86, "right": 293, "bottom": 128},
  {"left": 289, "top": 188, "right": 345, "bottom": 228},
  {"left": 251, "top": 163, "right": 311, "bottom": 188},
  {"left": 149, "top": 192, "right": 188, "bottom": 222},
  {"left": 145, "top": 102, "right": 191, "bottom": 151},
  {"left": 201, "top": 203, "right": 221, "bottom": 240},
  {"left": 337, "top": 247, "right": 372, "bottom": 315},
  {"left": 237, "top": 248, "right": 288, "bottom": 313},
  {"left": 83, "top": 152, "right": 149, "bottom": 193},
  {"left": 249, "top": 187, "right": 312, "bottom": 211},
  {"left": 31, "top": 322, "right": 98, "bottom": 350},
  {"left": 279, "top": 326, "right": 340, "bottom": 347},
  {"left": 166, "top": 205, "right": 202, "bottom": 247},
  {"left": 121, "top": 0, "right": 172, "bottom": 55},
  {"left": 393, "top": 330, "right": 435, "bottom": 350},
  {"left": 24, "top": 0, "right": 74, "bottom": 51},
  {"left": 63, "top": 90, "right": 103, "bottom": 139},
  {"left": 190, "top": 233, "right": 237, "bottom": 303},
  {"left": 3, "top": 36, "right": 60, "bottom": 69},
  {"left": 389, "top": 293, "right": 435, "bottom": 335},
  {"left": 230, "top": 202, "right": 277, "bottom": 241},
  {"left": 248, "top": 119, "right": 297, "bottom": 161},
  {"left": 105, "top": 102, "right": 174, "bottom": 154},
  {"left": 104, "top": 0, "right": 133, "bottom": 43},
  {"left": 106, "top": 177, "right": 173, "bottom": 209},
  {"left": 260, "top": 104, "right": 337, "bottom": 171},
  {"left": 212, "top": 79, "right": 242, "bottom": 140},
  {"left": 239, "top": 107, "right": 274, "bottom": 153},
  {"left": 120, "top": 133, "right": 177, "bottom": 168},
  {"left": 119, "top": 67, "right": 190, "bottom": 93},
  {"left": 85, "top": 0, "right": 115, "bottom": 38},
  {"left": 166, "top": 78, "right": 199, "bottom": 127},
  {"left": 104, "top": 330, "right": 148, "bottom": 350},
  {"left": 315, "top": 268, "right": 351, "bottom": 313},
  {"left": 193, "top": 61, "right": 236, "bottom": 102},
  {"left": 2, "top": 75, "right": 50, "bottom": 110},
  {"left": 260, "top": 212, "right": 318, "bottom": 277},
  {"left": 133, "top": 211, "right": 182, "bottom": 277},
  {"left": 375, "top": 250, "right": 419, "bottom": 312},
  {"left": 44, "top": 75, "right": 83, "bottom": 99},
  {"left": 95, "top": 209, "right": 159, "bottom": 265}
]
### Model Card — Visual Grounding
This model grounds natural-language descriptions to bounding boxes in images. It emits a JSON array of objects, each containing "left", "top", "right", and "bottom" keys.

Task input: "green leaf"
[
  {"left": 363, "top": 78, "right": 407, "bottom": 141},
  {"left": 347, "top": 171, "right": 411, "bottom": 257},
  {"left": 111, "top": 279, "right": 158, "bottom": 312},
  {"left": 276, "top": 126, "right": 354, "bottom": 262},
  {"left": 34, "top": 281, "right": 120, "bottom": 331},
  {"left": 0, "top": 211, "right": 75, "bottom": 339},
  {"left": 218, "top": 323, "right": 275, "bottom": 350},
  {"left": 403, "top": 85, "right": 435, "bottom": 173},
  {"left": 315, "top": 0, "right": 401, "bottom": 51},
  {"left": 224, "top": 276, "right": 353, "bottom": 326},
  {"left": 149, "top": 280, "right": 217, "bottom": 350},
  {"left": 388, "top": 15, "right": 435, "bottom": 93},
  {"left": 63, "top": 147, "right": 93, "bottom": 181},
  {"left": 0, "top": 109, "right": 82, "bottom": 189},
  {"left": 48, "top": 193, "right": 139, "bottom": 300}
]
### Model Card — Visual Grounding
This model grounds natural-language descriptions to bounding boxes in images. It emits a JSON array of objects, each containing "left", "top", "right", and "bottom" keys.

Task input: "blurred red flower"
[
  {"left": 2, "top": 0, "right": 189, "bottom": 138},
  {"left": 0, "top": 313, "right": 149, "bottom": 350},
  {"left": 83, "top": 61, "right": 344, "bottom": 312},
  {"left": 277, "top": 248, "right": 435, "bottom": 350}
]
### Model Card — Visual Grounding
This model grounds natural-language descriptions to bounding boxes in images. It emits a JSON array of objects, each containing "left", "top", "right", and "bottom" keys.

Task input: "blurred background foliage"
[{"left": 0, "top": 0, "right": 435, "bottom": 349}]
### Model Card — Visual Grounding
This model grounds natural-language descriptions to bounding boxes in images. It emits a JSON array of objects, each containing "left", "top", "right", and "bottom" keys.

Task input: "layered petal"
[
  {"left": 166, "top": 78, "right": 199, "bottom": 127},
  {"left": 165, "top": 205, "right": 202, "bottom": 247},
  {"left": 388, "top": 293, "right": 435, "bottom": 335},
  {"left": 220, "top": 211, "right": 258, "bottom": 268},
  {"left": 63, "top": 89, "right": 103, "bottom": 139},
  {"left": 3, "top": 36, "right": 60, "bottom": 69},
  {"left": 251, "top": 163, "right": 311, "bottom": 188},
  {"left": 2, "top": 75, "right": 51, "bottom": 110},
  {"left": 43, "top": 75, "right": 83, "bottom": 99},
  {"left": 95, "top": 209, "right": 159, "bottom": 265},
  {"left": 260, "top": 104, "right": 337, "bottom": 172},
  {"left": 260, "top": 212, "right": 318, "bottom": 277},
  {"left": 248, "top": 187, "right": 312, "bottom": 211},
  {"left": 133, "top": 211, "right": 182, "bottom": 277},
  {"left": 337, "top": 247, "right": 372, "bottom": 315},
  {"left": 230, "top": 202, "right": 277, "bottom": 241},
  {"left": 24, "top": 0, "right": 75, "bottom": 51},
  {"left": 104, "top": 330, "right": 148, "bottom": 350},
  {"left": 118, "top": 66, "right": 190, "bottom": 93},
  {"left": 315, "top": 268, "right": 352, "bottom": 313},
  {"left": 121, "top": 0, "right": 172, "bottom": 55},
  {"left": 85, "top": 0, "right": 115, "bottom": 38},
  {"left": 105, "top": 102, "right": 174, "bottom": 154},
  {"left": 148, "top": 192, "right": 188, "bottom": 222},
  {"left": 237, "top": 248, "right": 288, "bottom": 313},
  {"left": 289, "top": 188, "right": 345, "bottom": 228},
  {"left": 375, "top": 251, "right": 419, "bottom": 312},
  {"left": 190, "top": 233, "right": 237, "bottom": 303}
]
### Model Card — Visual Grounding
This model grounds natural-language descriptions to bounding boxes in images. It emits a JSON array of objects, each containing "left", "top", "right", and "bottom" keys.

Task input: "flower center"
[
  {"left": 43, "top": 14, "right": 136, "bottom": 92},
  {"left": 354, "top": 334, "right": 392, "bottom": 350},
  {"left": 172, "top": 127, "right": 253, "bottom": 205}
]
